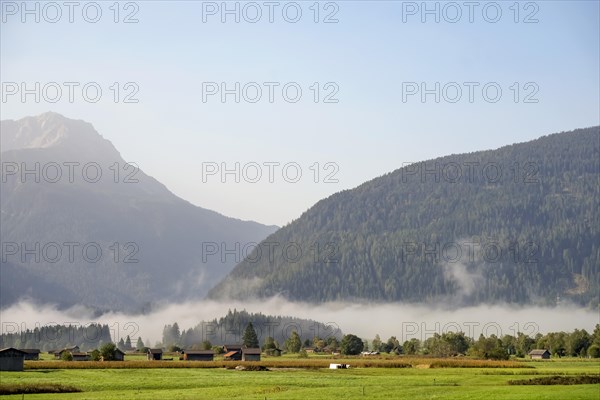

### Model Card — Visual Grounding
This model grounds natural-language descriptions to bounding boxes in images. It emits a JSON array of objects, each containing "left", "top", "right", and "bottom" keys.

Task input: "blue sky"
[{"left": 2, "top": 0, "right": 599, "bottom": 226}]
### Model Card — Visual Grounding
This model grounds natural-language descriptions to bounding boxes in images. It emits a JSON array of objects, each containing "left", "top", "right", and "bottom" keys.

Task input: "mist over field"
[{"left": 2, "top": 299, "right": 597, "bottom": 346}]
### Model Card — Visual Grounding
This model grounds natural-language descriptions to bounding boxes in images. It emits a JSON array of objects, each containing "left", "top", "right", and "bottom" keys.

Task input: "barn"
[
  {"left": 0, "top": 348, "right": 26, "bottom": 371},
  {"left": 223, "top": 350, "right": 242, "bottom": 361},
  {"left": 114, "top": 348, "right": 126, "bottom": 361},
  {"left": 266, "top": 348, "right": 282, "bottom": 356},
  {"left": 182, "top": 350, "right": 214, "bottom": 361},
  {"left": 20, "top": 349, "right": 41, "bottom": 360},
  {"left": 271, "top": 348, "right": 282, "bottom": 356},
  {"left": 55, "top": 346, "right": 80, "bottom": 359},
  {"left": 529, "top": 349, "right": 551, "bottom": 360},
  {"left": 71, "top": 352, "right": 89, "bottom": 361},
  {"left": 147, "top": 348, "right": 163, "bottom": 360},
  {"left": 242, "top": 348, "right": 261, "bottom": 361},
  {"left": 223, "top": 344, "right": 243, "bottom": 353}
]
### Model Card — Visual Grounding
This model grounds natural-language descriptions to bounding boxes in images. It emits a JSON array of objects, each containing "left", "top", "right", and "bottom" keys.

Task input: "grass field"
[{"left": 0, "top": 358, "right": 598, "bottom": 399}]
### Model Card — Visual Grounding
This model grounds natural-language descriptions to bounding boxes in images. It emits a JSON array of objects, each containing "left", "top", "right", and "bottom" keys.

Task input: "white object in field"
[{"left": 329, "top": 363, "right": 349, "bottom": 369}]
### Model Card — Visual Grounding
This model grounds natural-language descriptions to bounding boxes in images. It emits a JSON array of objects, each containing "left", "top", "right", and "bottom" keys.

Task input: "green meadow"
[{"left": 0, "top": 358, "right": 598, "bottom": 399}]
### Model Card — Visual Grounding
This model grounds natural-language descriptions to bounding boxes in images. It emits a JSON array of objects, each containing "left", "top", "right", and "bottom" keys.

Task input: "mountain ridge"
[
  {"left": 0, "top": 113, "right": 278, "bottom": 312},
  {"left": 209, "top": 127, "right": 600, "bottom": 308}
]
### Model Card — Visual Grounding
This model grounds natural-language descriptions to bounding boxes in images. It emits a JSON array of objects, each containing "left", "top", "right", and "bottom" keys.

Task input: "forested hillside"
[
  {"left": 162, "top": 309, "right": 342, "bottom": 348},
  {"left": 209, "top": 127, "right": 599, "bottom": 307}
]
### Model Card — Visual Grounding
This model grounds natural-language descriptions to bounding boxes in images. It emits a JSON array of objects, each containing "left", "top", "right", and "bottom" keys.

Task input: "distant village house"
[{"left": 529, "top": 349, "right": 551, "bottom": 359}]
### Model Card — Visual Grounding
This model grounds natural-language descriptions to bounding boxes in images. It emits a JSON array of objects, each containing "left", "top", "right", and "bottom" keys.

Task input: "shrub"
[
  {"left": 508, "top": 375, "right": 600, "bottom": 385},
  {"left": 341, "top": 334, "right": 364, "bottom": 355},
  {"left": 0, "top": 383, "right": 81, "bottom": 395},
  {"left": 587, "top": 344, "right": 600, "bottom": 358},
  {"left": 100, "top": 343, "right": 118, "bottom": 361},
  {"left": 89, "top": 349, "right": 101, "bottom": 361},
  {"left": 429, "top": 359, "right": 531, "bottom": 369},
  {"left": 298, "top": 350, "right": 308, "bottom": 358}
]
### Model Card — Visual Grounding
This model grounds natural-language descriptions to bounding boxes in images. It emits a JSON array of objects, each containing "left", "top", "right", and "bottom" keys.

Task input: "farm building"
[
  {"left": 182, "top": 350, "right": 214, "bottom": 361},
  {"left": 223, "top": 350, "right": 242, "bottom": 361},
  {"left": 223, "top": 344, "right": 243, "bottom": 353},
  {"left": 55, "top": 346, "right": 80, "bottom": 359},
  {"left": 266, "top": 348, "right": 282, "bottom": 356},
  {"left": 147, "top": 348, "right": 163, "bottom": 360},
  {"left": 242, "top": 348, "right": 261, "bottom": 361},
  {"left": 529, "top": 349, "right": 551, "bottom": 359},
  {"left": 71, "top": 352, "right": 89, "bottom": 361},
  {"left": 114, "top": 348, "right": 125, "bottom": 361},
  {"left": 20, "top": 349, "right": 41, "bottom": 360},
  {"left": 0, "top": 348, "right": 26, "bottom": 371}
]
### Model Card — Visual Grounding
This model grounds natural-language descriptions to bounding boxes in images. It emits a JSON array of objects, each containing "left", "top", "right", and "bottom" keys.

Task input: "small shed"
[
  {"left": 529, "top": 349, "right": 551, "bottom": 360},
  {"left": 267, "top": 348, "right": 282, "bottom": 357},
  {"left": 223, "top": 350, "right": 242, "bottom": 361},
  {"left": 56, "top": 346, "right": 80, "bottom": 359},
  {"left": 114, "top": 348, "right": 125, "bottom": 361},
  {"left": 147, "top": 348, "right": 163, "bottom": 360},
  {"left": 242, "top": 348, "right": 261, "bottom": 361},
  {"left": 20, "top": 349, "right": 41, "bottom": 360},
  {"left": 0, "top": 348, "right": 26, "bottom": 371},
  {"left": 71, "top": 352, "right": 89, "bottom": 361},
  {"left": 182, "top": 350, "right": 214, "bottom": 361}
]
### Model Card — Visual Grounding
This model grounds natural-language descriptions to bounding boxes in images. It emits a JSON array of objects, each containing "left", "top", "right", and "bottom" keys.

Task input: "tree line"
[
  {"left": 160, "top": 309, "right": 342, "bottom": 351},
  {"left": 360, "top": 324, "right": 600, "bottom": 359},
  {"left": 0, "top": 324, "right": 112, "bottom": 351},
  {"left": 162, "top": 317, "right": 600, "bottom": 360}
]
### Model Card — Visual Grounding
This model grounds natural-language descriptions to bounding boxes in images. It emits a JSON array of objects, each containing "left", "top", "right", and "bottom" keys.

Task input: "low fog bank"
[{"left": 1, "top": 298, "right": 597, "bottom": 345}]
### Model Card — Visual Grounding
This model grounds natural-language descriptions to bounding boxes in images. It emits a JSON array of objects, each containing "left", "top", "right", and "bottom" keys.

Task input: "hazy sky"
[{"left": 2, "top": 0, "right": 599, "bottom": 226}]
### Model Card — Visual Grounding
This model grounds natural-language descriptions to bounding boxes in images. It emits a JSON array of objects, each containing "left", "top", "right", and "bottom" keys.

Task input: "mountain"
[
  {"left": 0, "top": 112, "right": 278, "bottom": 312},
  {"left": 209, "top": 127, "right": 600, "bottom": 308}
]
